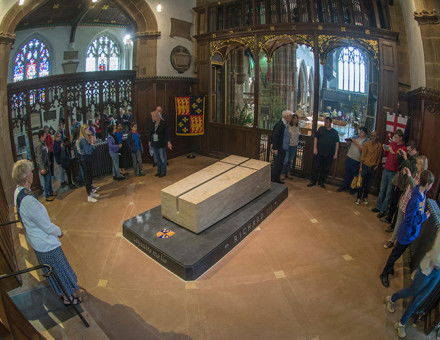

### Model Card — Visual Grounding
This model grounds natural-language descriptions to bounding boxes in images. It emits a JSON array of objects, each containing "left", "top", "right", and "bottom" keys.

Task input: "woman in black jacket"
[{"left": 149, "top": 109, "right": 172, "bottom": 177}]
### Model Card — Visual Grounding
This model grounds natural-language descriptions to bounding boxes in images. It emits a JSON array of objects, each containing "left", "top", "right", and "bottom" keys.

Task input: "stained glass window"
[
  {"left": 85, "top": 35, "right": 121, "bottom": 72},
  {"left": 13, "top": 38, "right": 51, "bottom": 82},
  {"left": 338, "top": 47, "right": 366, "bottom": 93}
]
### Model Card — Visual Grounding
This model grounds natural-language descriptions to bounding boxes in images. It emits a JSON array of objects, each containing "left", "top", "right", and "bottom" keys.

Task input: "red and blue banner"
[{"left": 175, "top": 96, "right": 205, "bottom": 136}]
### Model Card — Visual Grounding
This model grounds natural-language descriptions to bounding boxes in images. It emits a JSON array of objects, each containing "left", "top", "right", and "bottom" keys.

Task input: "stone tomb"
[{"left": 161, "top": 155, "right": 271, "bottom": 233}]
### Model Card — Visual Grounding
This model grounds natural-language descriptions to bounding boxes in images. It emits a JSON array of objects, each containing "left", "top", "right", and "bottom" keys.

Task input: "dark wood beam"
[{"left": 69, "top": 1, "right": 90, "bottom": 44}]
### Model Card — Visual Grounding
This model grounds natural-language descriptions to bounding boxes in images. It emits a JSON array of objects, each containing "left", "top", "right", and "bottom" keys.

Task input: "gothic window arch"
[
  {"left": 85, "top": 35, "right": 121, "bottom": 72},
  {"left": 13, "top": 38, "right": 51, "bottom": 82},
  {"left": 337, "top": 46, "right": 366, "bottom": 93}
]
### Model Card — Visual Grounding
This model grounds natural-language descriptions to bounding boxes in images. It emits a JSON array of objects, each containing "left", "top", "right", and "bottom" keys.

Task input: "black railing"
[{"left": 0, "top": 264, "right": 89, "bottom": 328}]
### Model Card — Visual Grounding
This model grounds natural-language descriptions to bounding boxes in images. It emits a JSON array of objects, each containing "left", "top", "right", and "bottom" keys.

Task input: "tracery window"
[
  {"left": 337, "top": 47, "right": 366, "bottom": 93},
  {"left": 13, "top": 38, "right": 50, "bottom": 82},
  {"left": 85, "top": 35, "right": 121, "bottom": 72}
]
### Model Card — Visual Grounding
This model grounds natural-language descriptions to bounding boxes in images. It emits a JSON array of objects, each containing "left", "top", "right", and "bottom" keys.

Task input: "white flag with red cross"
[{"left": 385, "top": 112, "right": 408, "bottom": 141}]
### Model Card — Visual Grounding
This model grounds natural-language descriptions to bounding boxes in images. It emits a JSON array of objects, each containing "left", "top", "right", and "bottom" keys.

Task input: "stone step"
[{"left": 8, "top": 285, "right": 108, "bottom": 339}]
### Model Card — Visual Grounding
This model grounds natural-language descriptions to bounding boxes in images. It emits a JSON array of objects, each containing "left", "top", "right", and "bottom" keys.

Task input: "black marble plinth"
[{"left": 123, "top": 183, "right": 288, "bottom": 281}]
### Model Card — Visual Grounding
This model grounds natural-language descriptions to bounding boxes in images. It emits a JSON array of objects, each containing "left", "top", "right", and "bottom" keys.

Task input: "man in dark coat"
[
  {"left": 271, "top": 110, "right": 292, "bottom": 184},
  {"left": 308, "top": 117, "right": 340, "bottom": 189}
]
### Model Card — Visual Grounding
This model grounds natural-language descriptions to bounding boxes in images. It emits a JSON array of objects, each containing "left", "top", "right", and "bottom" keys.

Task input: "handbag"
[{"left": 351, "top": 175, "right": 362, "bottom": 189}]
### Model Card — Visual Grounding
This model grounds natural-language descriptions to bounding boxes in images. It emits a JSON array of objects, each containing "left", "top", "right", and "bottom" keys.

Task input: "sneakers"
[
  {"left": 307, "top": 182, "right": 316, "bottom": 187},
  {"left": 91, "top": 192, "right": 100, "bottom": 198},
  {"left": 380, "top": 273, "right": 390, "bottom": 287},
  {"left": 355, "top": 199, "right": 361, "bottom": 205},
  {"left": 45, "top": 196, "right": 55, "bottom": 202},
  {"left": 384, "top": 240, "right": 394, "bottom": 249},
  {"left": 371, "top": 207, "right": 380, "bottom": 213},
  {"left": 385, "top": 296, "right": 395, "bottom": 313},
  {"left": 377, "top": 212, "right": 386, "bottom": 218},
  {"left": 394, "top": 322, "right": 406, "bottom": 338},
  {"left": 87, "top": 196, "right": 98, "bottom": 203},
  {"left": 363, "top": 199, "right": 369, "bottom": 205}
]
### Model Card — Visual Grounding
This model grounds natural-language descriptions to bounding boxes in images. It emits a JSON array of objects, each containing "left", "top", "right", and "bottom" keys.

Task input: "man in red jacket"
[{"left": 372, "top": 129, "right": 406, "bottom": 218}]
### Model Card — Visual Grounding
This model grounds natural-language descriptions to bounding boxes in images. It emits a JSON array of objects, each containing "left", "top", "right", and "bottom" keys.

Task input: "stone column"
[{"left": 0, "top": 33, "right": 16, "bottom": 206}]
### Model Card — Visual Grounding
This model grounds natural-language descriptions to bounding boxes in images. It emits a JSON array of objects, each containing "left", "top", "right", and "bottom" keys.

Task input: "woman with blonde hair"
[
  {"left": 12, "top": 160, "right": 82, "bottom": 305},
  {"left": 384, "top": 155, "right": 429, "bottom": 249},
  {"left": 78, "top": 124, "right": 99, "bottom": 202}
]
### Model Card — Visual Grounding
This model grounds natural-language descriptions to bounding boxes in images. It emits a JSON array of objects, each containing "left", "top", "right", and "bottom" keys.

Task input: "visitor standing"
[
  {"left": 385, "top": 232, "right": 440, "bottom": 338},
  {"left": 271, "top": 110, "right": 292, "bottom": 184},
  {"left": 355, "top": 131, "right": 382, "bottom": 205},
  {"left": 35, "top": 130, "right": 54, "bottom": 202},
  {"left": 149, "top": 107, "right": 172, "bottom": 177},
  {"left": 307, "top": 117, "right": 340, "bottom": 189},
  {"left": 79, "top": 125, "right": 99, "bottom": 203},
  {"left": 44, "top": 126, "right": 55, "bottom": 176},
  {"left": 60, "top": 138, "right": 76, "bottom": 189},
  {"left": 12, "top": 159, "right": 82, "bottom": 306},
  {"left": 382, "top": 141, "right": 419, "bottom": 227},
  {"left": 338, "top": 127, "right": 368, "bottom": 193},
  {"left": 281, "top": 113, "right": 300, "bottom": 180},
  {"left": 372, "top": 129, "right": 406, "bottom": 217},
  {"left": 380, "top": 170, "right": 434, "bottom": 287},
  {"left": 107, "top": 125, "right": 125, "bottom": 181},
  {"left": 128, "top": 123, "right": 145, "bottom": 176},
  {"left": 384, "top": 156, "right": 429, "bottom": 249}
]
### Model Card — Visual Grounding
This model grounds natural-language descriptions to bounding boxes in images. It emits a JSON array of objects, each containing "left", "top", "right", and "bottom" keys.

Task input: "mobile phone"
[
  {"left": 345, "top": 138, "right": 352, "bottom": 142},
  {"left": 384, "top": 144, "right": 390, "bottom": 151}
]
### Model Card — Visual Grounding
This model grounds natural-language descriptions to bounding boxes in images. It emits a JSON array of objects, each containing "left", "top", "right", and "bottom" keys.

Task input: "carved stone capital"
[
  {"left": 0, "top": 32, "right": 16, "bottom": 45},
  {"left": 135, "top": 31, "right": 161, "bottom": 40},
  {"left": 414, "top": 10, "right": 440, "bottom": 25}
]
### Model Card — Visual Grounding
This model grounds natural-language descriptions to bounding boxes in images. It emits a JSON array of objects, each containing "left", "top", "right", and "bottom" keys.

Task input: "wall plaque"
[
  {"left": 170, "top": 46, "right": 192, "bottom": 74},
  {"left": 170, "top": 18, "right": 192, "bottom": 41}
]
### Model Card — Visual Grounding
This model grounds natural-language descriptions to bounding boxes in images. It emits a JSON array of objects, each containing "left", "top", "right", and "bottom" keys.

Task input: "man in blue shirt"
[
  {"left": 128, "top": 123, "right": 145, "bottom": 176},
  {"left": 380, "top": 170, "right": 434, "bottom": 287}
]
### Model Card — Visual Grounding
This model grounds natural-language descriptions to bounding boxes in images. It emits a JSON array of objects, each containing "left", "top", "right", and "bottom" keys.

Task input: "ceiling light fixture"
[
  {"left": 18, "top": 0, "right": 25, "bottom": 6},
  {"left": 91, "top": 0, "right": 98, "bottom": 3},
  {"left": 156, "top": 2, "right": 162, "bottom": 12}
]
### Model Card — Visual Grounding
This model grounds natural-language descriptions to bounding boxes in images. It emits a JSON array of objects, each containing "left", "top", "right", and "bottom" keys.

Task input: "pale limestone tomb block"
[{"left": 161, "top": 156, "right": 271, "bottom": 233}]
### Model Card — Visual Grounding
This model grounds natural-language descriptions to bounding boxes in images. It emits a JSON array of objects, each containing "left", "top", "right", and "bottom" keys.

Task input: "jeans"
[
  {"left": 282, "top": 145, "right": 298, "bottom": 174},
  {"left": 376, "top": 169, "right": 396, "bottom": 214},
  {"left": 310, "top": 154, "right": 333, "bottom": 185},
  {"left": 131, "top": 150, "right": 143, "bottom": 174},
  {"left": 382, "top": 241, "right": 408, "bottom": 276},
  {"left": 271, "top": 149, "right": 286, "bottom": 182},
  {"left": 109, "top": 151, "right": 121, "bottom": 178},
  {"left": 153, "top": 146, "right": 167, "bottom": 176},
  {"left": 63, "top": 165, "right": 74, "bottom": 187},
  {"left": 391, "top": 268, "right": 440, "bottom": 325},
  {"left": 340, "top": 157, "right": 360, "bottom": 190},
  {"left": 39, "top": 172, "right": 53, "bottom": 198},
  {"left": 390, "top": 209, "right": 405, "bottom": 242},
  {"left": 357, "top": 164, "right": 374, "bottom": 200}
]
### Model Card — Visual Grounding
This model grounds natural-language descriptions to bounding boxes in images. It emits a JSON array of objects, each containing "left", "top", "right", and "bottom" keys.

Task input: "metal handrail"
[
  {"left": 0, "top": 220, "right": 20, "bottom": 228},
  {"left": 0, "top": 264, "right": 89, "bottom": 328}
]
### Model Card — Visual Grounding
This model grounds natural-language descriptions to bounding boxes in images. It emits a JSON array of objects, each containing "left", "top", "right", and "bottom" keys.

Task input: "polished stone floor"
[{"left": 18, "top": 155, "right": 435, "bottom": 339}]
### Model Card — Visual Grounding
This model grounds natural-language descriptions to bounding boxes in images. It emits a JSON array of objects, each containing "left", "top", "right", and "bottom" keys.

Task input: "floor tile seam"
[{"left": 98, "top": 238, "right": 122, "bottom": 280}]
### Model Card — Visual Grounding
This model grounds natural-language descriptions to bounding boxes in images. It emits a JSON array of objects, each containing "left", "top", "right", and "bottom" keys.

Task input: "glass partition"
[
  {"left": 319, "top": 46, "right": 378, "bottom": 140},
  {"left": 224, "top": 47, "right": 255, "bottom": 127}
]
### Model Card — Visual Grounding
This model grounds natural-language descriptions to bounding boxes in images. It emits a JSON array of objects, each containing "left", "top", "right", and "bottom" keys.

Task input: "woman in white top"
[
  {"left": 12, "top": 160, "right": 82, "bottom": 306},
  {"left": 282, "top": 113, "right": 300, "bottom": 179},
  {"left": 385, "top": 230, "right": 440, "bottom": 338}
]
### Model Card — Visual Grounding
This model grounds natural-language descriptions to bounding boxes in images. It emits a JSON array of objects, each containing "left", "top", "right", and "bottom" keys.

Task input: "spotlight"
[
  {"left": 91, "top": 0, "right": 98, "bottom": 3},
  {"left": 156, "top": 2, "right": 162, "bottom": 12},
  {"left": 18, "top": 0, "right": 25, "bottom": 5}
]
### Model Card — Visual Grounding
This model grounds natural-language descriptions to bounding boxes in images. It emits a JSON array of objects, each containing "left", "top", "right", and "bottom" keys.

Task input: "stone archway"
[{"left": 0, "top": 0, "right": 160, "bottom": 205}]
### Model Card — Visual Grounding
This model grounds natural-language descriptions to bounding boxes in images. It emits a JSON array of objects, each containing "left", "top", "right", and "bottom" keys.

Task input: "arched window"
[
  {"left": 337, "top": 47, "right": 366, "bottom": 93},
  {"left": 86, "top": 35, "right": 121, "bottom": 72},
  {"left": 13, "top": 38, "right": 50, "bottom": 82}
]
